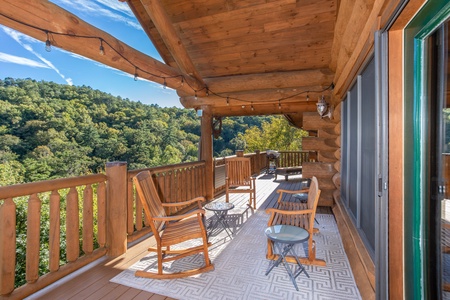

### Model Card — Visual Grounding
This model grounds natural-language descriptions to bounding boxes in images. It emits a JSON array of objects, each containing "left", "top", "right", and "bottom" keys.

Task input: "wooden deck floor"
[{"left": 25, "top": 174, "right": 327, "bottom": 300}]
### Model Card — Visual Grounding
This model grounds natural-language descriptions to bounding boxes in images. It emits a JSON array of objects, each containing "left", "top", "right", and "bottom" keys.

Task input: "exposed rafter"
[{"left": 133, "top": 0, "right": 205, "bottom": 86}]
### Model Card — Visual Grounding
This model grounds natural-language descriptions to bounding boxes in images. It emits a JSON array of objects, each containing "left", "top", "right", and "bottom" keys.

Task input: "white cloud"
[
  {"left": 1, "top": 26, "right": 73, "bottom": 85},
  {"left": 52, "top": 0, "right": 141, "bottom": 30},
  {"left": 0, "top": 52, "right": 50, "bottom": 68},
  {"left": 94, "top": 0, "right": 134, "bottom": 17}
]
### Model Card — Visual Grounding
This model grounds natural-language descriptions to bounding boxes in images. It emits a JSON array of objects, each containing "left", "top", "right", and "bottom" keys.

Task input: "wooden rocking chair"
[
  {"left": 265, "top": 176, "right": 326, "bottom": 266},
  {"left": 225, "top": 157, "right": 256, "bottom": 209},
  {"left": 133, "top": 170, "right": 214, "bottom": 279}
]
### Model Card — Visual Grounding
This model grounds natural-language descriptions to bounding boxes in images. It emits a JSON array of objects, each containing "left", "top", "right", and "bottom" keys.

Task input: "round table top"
[
  {"left": 265, "top": 225, "right": 309, "bottom": 244},
  {"left": 204, "top": 202, "right": 234, "bottom": 211}
]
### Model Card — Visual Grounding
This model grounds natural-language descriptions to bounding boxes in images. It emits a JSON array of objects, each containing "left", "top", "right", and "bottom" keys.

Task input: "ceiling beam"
[
  {"left": 179, "top": 85, "right": 331, "bottom": 108},
  {"left": 138, "top": 0, "right": 206, "bottom": 87},
  {"left": 202, "top": 69, "right": 334, "bottom": 94},
  {"left": 206, "top": 101, "right": 318, "bottom": 117},
  {"left": 0, "top": 0, "right": 205, "bottom": 95}
]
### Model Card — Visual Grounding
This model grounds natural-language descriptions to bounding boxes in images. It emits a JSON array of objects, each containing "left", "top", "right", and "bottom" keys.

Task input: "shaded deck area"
[{"left": 24, "top": 174, "right": 364, "bottom": 300}]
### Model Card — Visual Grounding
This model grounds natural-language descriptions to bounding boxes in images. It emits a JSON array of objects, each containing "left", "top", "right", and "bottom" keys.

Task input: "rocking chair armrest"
[
  {"left": 153, "top": 209, "right": 206, "bottom": 222},
  {"left": 265, "top": 208, "right": 314, "bottom": 215},
  {"left": 161, "top": 197, "right": 206, "bottom": 207},
  {"left": 276, "top": 188, "right": 309, "bottom": 195}
]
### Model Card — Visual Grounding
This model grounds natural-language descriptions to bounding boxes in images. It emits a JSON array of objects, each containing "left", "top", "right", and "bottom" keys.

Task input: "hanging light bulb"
[
  {"left": 251, "top": 102, "right": 254, "bottom": 111},
  {"left": 306, "top": 92, "right": 310, "bottom": 101},
  {"left": 226, "top": 97, "right": 230, "bottom": 106},
  {"left": 278, "top": 100, "right": 281, "bottom": 109},
  {"left": 163, "top": 78, "right": 167, "bottom": 89},
  {"left": 206, "top": 87, "right": 209, "bottom": 96},
  {"left": 45, "top": 31, "right": 51, "bottom": 52},
  {"left": 134, "top": 67, "right": 138, "bottom": 81},
  {"left": 181, "top": 77, "right": 184, "bottom": 87},
  {"left": 194, "top": 92, "right": 198, "bottom": 100},
  {"left": 99, "top": 39, "right": 105, "bottom": 55}
]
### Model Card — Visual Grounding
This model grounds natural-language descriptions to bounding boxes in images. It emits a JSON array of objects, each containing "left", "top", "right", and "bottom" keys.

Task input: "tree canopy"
[{"left": 0, "top": 78, "right": 307, "bottom": 185}]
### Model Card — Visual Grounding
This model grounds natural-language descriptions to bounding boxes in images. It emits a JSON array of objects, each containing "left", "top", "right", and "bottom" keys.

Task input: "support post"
[
  {"left": 255, "top": 150, "right": 261, "bottom": 174},
  {"left": 200, "top": 106, "right": 214, "bottom": 200},
  {"left": 105, "top": 161, "right": 127, "bottom": 256}
]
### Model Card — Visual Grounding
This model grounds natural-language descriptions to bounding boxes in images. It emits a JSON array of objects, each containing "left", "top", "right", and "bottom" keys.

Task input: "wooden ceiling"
[
  {"left": 0, "top": 0, "right": 398, "bottom": 128},
  {"left": 127, "top": 0, "right": 337, "bottom": 125}
]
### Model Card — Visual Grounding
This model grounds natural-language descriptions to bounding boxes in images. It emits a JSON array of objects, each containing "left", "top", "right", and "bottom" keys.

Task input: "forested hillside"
[{"left": 0, "top": 78, "right": 275, "bottom": 184}]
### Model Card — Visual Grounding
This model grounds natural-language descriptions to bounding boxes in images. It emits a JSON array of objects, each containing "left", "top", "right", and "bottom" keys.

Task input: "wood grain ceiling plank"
[
  {"left": 162, "top": 0, "right": 282, "bottom": 23},
  {"left": 174, "top": 0, "right": 298, "bottom": 32},
  {"left": 195, "top": 48, "right": 331, "bottom": 77},
  {"left": 189, "top": 36, "right": 333, "bottom": 64}
]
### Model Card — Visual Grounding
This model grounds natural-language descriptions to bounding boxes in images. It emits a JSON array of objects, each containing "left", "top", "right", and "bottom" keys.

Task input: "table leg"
[
  {"left": 208, "top": 210, "right": 233, "bottom": 239},
  {"left": 265, "top": 241, "right": 309, "bottom": 291}
]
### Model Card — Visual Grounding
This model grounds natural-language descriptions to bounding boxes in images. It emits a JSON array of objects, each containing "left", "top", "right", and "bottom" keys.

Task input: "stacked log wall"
[{"left": 301, "top": 111, "right": 341, "bottom": 206}]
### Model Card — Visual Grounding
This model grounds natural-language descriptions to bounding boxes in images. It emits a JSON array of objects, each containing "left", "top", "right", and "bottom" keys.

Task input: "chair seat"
[{"left": 161, "top": 216, "right": 204, "bottom": 247}]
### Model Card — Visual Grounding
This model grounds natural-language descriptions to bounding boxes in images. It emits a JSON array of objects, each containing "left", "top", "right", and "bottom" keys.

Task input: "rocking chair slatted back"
[{"left": 133, "top": 171, "right": 166, "bottom": 233}]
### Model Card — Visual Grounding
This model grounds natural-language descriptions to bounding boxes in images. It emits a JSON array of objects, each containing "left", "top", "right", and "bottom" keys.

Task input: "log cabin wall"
[{"left": 301, "top": 112, "right": 339, "bottom": 207}]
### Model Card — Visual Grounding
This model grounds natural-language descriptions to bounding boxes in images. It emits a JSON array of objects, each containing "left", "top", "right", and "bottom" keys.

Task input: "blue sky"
[{"left": 0, "top": 0, "right": 182, "bottom": 107}]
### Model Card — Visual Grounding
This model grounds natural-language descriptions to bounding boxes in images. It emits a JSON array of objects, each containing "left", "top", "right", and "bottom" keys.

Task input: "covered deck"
[{"left": 24, "top": 173, "right": 370, "bottom": 300}]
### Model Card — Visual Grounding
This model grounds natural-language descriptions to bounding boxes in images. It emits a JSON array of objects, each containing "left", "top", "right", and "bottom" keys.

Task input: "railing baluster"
[
  {"left": 135, "top": 192, "right": 143, "bottom": 231},
  {"left": 49, "top": 190, "right": 61, "bottom": 272},
  {"left": 66, "top": 187, "right": 79, "bottom": 262},
  {"left": 127, "top": 179, "right": 134, "bottom": 235},
  {"left": 0, "top": 198, "right": 16, "bottom": 295},
  {"left": 83, "top": 185, "right": 93, "bottom": 254},
  {"left": 26, "top": 194, "right": 41, "bottom": 283},
  {"left": 97, "top": 182, "right": 106, "bottom": 248}
]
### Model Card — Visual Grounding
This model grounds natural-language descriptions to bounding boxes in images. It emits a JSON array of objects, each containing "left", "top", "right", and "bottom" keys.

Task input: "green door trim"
[{"left": 404, "top": 1, "right": 450, "bottom": 299}]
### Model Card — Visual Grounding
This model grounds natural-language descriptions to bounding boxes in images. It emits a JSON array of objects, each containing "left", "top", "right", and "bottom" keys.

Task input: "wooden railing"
[
  {"left": 126, "top": 161, "right": 207, "bottom": 242},
  {"left": 0, "top": 174, "right": 107, "bottom": 299},
  {"left": 276, "top": 151, "right": 313, "bottom": 167}
]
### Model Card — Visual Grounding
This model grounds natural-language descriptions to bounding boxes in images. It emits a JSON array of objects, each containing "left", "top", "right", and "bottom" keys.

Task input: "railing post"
[
  {"left": 106, "top": 161, "right": 127, "bottom": 256},
  {"left": 255, "top": 150, "right": 261, "bottom": 173},
  {"left": 236, "top": 150, "right": 244, "bottom": 157},
  {"left": 200, "top": 106, "right": 214, "bottom": 200}
]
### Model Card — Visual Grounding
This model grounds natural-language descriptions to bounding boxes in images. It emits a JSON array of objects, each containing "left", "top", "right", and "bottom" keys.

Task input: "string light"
[
  {"left": 45, "top": 31, "right": 51, "bottom": 52},
  {"left": 163, "top": 78, "right": 167, "bottom": 89},
  {"left": 251, "top": 102, "right": 254, "bottom": 111},
  {"left": 194, "top": 92, "right": 198, "bottom": 100},
  {"left": 0, "top": 12, "right": 335, "bottom": 106},
  {"left": 99, "top": 39, "right": 105, "bottom": 55}
]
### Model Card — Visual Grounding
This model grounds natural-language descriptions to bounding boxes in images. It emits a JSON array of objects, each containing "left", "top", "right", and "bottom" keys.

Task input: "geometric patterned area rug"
[{"left": 110, "top": 210, "right": 362, "bottom": 300}]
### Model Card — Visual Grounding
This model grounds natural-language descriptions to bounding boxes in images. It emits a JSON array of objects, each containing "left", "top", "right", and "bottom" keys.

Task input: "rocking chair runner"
[
  {"left": 133, "top": 170, "right": 214, "bottom": 279},
  {"left": 265, "top": 176, "right": 326, "bottom": 266},
  {"left": 225, "top": 157, "right": 256, "bottom": 209}
]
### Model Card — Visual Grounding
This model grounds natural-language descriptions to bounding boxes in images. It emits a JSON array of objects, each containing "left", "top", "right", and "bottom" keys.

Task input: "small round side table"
[{"left": 264, "top": 224, "right": 310, "bottom": 291}]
